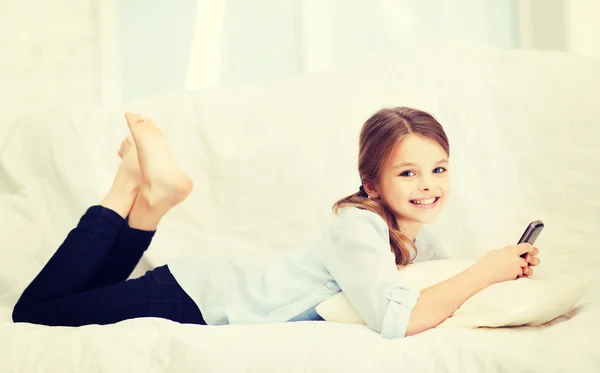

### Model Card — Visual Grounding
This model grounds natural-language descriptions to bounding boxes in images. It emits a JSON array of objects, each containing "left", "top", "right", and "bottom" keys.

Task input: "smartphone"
[{"left": 517, "top": 220, "right": 544, "bottom": 257}]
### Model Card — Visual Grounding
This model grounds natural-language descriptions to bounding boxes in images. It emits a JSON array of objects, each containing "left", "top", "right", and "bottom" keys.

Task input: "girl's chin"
[
  {"left": 397, "top": 208, "right": 443, "bottom": 225},
  {"left": 415, "top": 215, "right": 439, "bottom": 224},
  {"left": 392, "top": 213, "right": 440, "bottom": 226},
  {"left": 388, "top": 201, "right": 444, "bottom": 224}
]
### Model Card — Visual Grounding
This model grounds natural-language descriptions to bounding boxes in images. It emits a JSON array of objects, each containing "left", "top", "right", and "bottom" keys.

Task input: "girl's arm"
[
  {"left": 324, "top": 210, "right": 421, "bottom": 339},
  {"left": 405, "top": 244, "right": 535, "bottom": 336},
  {"left": 324, "top": 209, "right": 531, "bottom": 339},
  {"left": 404, "top": 264, "right": 489, "bottom": 336}
]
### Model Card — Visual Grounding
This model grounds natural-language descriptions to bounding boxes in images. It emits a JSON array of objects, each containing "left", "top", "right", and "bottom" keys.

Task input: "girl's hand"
[
  {"left": 522, "top": 246, "right": 541, "bottom": 276},
  {"left": 474, "top": 243, "right": 538, "bottom": 286}
]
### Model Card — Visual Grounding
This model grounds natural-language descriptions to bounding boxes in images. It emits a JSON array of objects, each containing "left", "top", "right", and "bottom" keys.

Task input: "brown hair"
[{"left": 332, "top": 107, "right": 450, "bottom": 265}]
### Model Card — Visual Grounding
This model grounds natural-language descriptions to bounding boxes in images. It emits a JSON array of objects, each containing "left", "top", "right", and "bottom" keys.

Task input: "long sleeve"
[{"left": 323, "top": 209, "right": 420, "bottom": 339}]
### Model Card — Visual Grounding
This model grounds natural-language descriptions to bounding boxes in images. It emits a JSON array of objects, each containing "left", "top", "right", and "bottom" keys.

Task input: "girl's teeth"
[{"left": 412, "top": 198, "right": 436, "bottom": 205}]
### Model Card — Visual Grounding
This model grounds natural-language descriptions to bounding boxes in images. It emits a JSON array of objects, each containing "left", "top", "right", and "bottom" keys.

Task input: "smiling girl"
[
  {"left": 12, "top": 107, "right": 539, "bottom": 339},
  {"left": 330, "top": 107, "right": 540, "bottom": 337}
]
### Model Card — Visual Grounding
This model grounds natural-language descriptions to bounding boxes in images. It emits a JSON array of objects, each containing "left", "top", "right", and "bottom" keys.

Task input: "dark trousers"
[{"left": 12, "top": 205, "right": 205, "bottom": 327}]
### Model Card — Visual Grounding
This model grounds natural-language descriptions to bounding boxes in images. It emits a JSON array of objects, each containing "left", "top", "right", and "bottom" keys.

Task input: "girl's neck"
[{"left": 395, "top": 218, "right": 422, "bottom": 242}]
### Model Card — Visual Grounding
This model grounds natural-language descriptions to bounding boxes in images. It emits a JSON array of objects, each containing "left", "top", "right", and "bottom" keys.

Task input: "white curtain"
[
  {"left": 185, "top": 0, "right": 519, "bottom": 90},
  {"left": 115, "top": 0, "right": 599, "bottom": 101},
  {"left": 118, "top": 0, "right": 197, "bottom": 102}
]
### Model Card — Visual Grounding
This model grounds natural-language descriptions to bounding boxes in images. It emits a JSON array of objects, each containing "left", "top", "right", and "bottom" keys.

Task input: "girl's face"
[{"left": 367, "top": 134, "right": 450, "bottom": 226}]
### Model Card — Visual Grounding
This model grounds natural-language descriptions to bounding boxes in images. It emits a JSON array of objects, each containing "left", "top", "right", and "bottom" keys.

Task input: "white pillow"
[{"left": 315, "top": 259, "right": 589, "bottom": 329}]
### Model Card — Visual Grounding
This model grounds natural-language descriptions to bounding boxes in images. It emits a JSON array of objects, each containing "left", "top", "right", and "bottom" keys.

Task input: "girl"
[{"left": 12, "top": 108, "right": 540, "bottom": 339}]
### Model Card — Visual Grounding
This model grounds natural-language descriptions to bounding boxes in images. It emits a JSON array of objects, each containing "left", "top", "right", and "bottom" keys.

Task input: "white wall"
[
  {"left": 300, "top": 0, "right": 518, "bottom": 75},
  {"left": 118, "top": 0, "right": 196, "bottom": 102},
  {"left": 186, "top": 0, "right": 519, "bottom": 89},
  {"left": 517, "top": 0, "right": 567, "bottom": 50},
  {"left": 564, "top": 0, "right": 600, "bottom": 56},
  {"left": 0, "top": 0, "right": 106, "bottom": 126},
  {"left": 517, "top": 0, "right": 600, "bottom": 57},
  {"left": 2, "top": 0, "right": 597, "bottom": 127}
]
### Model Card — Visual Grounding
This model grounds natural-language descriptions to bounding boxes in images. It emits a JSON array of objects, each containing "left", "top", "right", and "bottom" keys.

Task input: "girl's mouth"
[{"left": 409, "top": 196, "right": 440, "bottom": 209}]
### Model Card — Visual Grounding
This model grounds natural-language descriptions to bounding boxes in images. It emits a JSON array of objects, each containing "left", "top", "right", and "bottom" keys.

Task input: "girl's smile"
[{"left": 409, "top": 196, "right": 441, "bottom": 209}]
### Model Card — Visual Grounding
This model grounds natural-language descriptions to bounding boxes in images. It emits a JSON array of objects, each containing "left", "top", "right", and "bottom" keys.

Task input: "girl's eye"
[
  {"left": 433, "top": 167, "right": 447, "bottom": 174},
  {"left": 399, "top": 170, "right": 416, "bottom": 177}
]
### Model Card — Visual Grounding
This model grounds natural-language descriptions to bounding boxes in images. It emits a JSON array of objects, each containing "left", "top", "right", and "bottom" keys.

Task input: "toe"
[
  {"left": 125, "top": 113, "right": 135, "bottom": 129},
  {"left": 125, "top": 113, "right": 144, "bottom": 129},
  {"left": 118, "top": 140, "right": 126, "bottom": 157}
]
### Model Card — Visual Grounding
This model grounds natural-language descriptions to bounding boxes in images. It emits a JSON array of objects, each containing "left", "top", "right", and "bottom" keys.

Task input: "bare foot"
[
  {"left": 100, "top": 136, "right": 141, "bottom": 219},
  {"left": 124, "top": 113, "right": 193, "bottom": 210},
  {"left": 116, "top": 136, "right": 141, "bottom": 187}
]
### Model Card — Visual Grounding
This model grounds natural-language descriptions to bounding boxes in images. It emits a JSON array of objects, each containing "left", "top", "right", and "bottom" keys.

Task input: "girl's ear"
[{"left": 363, "top": 182, "right": 380, "bottom": 199}]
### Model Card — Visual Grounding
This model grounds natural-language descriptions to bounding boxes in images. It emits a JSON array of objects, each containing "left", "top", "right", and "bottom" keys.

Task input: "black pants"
[{"left": 12, "top": 205, "right": 205, "bottom": 326}]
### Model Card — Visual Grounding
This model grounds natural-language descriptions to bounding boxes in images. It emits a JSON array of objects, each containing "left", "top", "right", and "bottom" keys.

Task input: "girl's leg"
[
  {"left": 83, "top": 136, "right": 148, "bottom": 289},
  {"left": 84, "top": 220, "right": 155, "bottom": 290},
  {"left": 123, "top": 113, "right": 193, "bottom": 232},
  {"left": 100, "top": 135, "right": 141, "bottom": 220},
  {"left": 13, "top": 265, "right": 206, "bottom": 326},
  {"left": 13, "top": 113, "right": 195, "bottom": 325},
  {"left": 85, "top": 113, "right": 193, "bottom": 288},
  {"left": 13, "top": 136, "right": 141, "bottom": 306}
]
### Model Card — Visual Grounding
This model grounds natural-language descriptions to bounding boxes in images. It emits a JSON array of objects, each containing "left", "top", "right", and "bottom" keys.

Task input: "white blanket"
[{"left": 1, "top": 45, "right": 599, "bottom": 372}]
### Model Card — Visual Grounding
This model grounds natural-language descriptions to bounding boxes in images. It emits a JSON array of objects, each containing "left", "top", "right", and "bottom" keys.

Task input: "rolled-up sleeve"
[{"left": 323, "top": 209, "right": 420, "bottom": 339}]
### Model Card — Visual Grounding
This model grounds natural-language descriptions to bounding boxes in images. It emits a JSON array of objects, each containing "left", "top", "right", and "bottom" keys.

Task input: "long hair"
[{"left": 332, "top": 107, "right": 450, "bottom": 265}]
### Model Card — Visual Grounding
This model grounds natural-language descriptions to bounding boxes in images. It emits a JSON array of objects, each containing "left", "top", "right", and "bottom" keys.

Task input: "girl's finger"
[
  {"left": 528, "top": 257, "right": 540, "bottom": 266},
  {"left": 533, "top": 247, "right": 540, "bottom": 256},
  {"left": 524, "top": 267, "right": 534, "bottom": 276}
]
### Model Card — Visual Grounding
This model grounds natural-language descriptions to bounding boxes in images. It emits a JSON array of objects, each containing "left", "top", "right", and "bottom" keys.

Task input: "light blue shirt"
[{"left": 167, "top": 207, "right": 446, "bottom": 339}]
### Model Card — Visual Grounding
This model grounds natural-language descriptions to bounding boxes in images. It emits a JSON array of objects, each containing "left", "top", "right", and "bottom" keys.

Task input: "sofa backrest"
[{"left": 2, "top": 46, "right": 599, "bottom": 271}]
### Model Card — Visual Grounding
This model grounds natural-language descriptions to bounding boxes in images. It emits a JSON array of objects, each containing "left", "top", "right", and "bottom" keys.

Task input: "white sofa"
[{"left": 1, "top": 45, "right": 599, "bottom": 372}]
